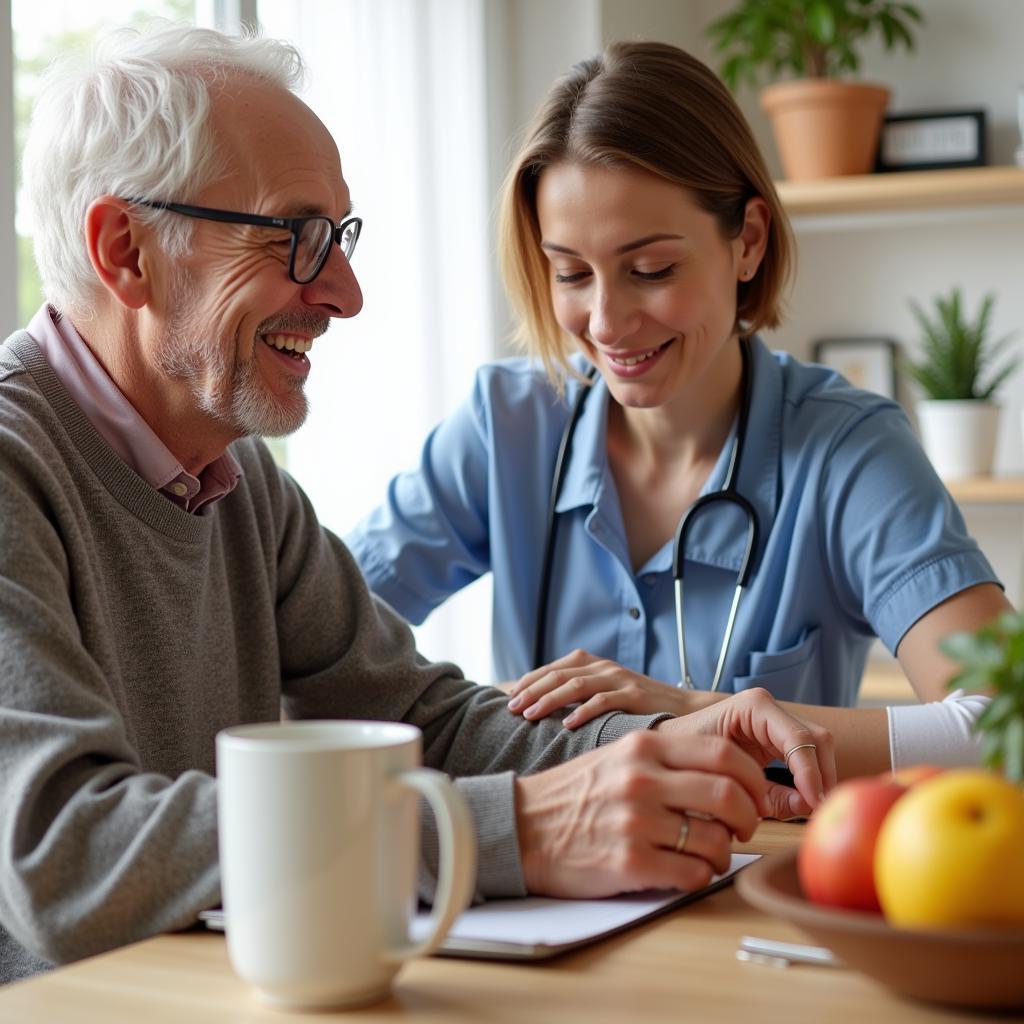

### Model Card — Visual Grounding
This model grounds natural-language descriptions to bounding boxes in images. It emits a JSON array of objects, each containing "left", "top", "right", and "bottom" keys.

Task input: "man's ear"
[{"left": 84, "top": 197, "right": 153, "bottom": 310}]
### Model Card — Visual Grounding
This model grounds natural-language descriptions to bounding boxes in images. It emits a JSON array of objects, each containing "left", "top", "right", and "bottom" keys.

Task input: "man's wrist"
[{"left": 514, "top": 774, "right": 551, "bottom": 894}]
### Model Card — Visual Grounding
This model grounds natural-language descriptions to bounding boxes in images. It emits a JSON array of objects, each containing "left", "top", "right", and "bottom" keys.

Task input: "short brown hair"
[{"left": 498, "top": 40, "right": 794, "bottom": 385}]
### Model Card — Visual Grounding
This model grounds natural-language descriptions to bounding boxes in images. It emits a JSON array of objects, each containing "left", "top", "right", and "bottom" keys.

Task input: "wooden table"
[{"left": 0, "top": 822, "right": 993, "bottom": 1023}]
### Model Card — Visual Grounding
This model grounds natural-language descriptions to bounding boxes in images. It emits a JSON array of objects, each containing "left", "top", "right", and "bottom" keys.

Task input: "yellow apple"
[{"left": 875, "top": 769, "right": 1024, "bottom": 929}]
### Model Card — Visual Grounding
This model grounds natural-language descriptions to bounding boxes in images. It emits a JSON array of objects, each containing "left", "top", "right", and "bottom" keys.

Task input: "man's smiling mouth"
[{"left": 261, "top": 333, "right": 313, "bottom": 359}]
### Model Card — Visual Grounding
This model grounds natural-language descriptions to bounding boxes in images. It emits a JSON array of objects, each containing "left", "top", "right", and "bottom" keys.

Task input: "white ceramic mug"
[{"left": 216, "top": 720, "right": 476, "bottom": 1010}]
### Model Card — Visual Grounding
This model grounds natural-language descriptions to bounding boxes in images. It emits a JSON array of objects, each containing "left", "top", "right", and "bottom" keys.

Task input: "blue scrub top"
[{"left": 346, "top": 338, "right": 998, "bottom": 706}]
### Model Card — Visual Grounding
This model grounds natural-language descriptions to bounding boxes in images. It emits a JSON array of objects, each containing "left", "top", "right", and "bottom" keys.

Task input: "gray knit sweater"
[{"left": 0, "top": 331, "right": 656, "bottom": 984}]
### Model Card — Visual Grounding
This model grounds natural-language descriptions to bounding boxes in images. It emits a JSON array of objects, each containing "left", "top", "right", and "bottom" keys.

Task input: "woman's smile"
[{"left": 601, "top": 338, "right": 675, "bottom": 377}]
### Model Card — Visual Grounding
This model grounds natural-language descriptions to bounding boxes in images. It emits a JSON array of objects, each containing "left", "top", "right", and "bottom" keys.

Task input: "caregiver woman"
[{"left": 346, "top": 41, "right": 1008, "bottom": 778}]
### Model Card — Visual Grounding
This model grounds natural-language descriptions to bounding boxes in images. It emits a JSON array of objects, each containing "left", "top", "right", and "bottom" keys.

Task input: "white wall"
[
  {"left": 483, "top": 0, "right": 602, "bottom": 357},
  {"left": 0, "top": 0, "right": 16, "bottom": 337},
  {"left": 599, "top": 0, "right": 701, "bottom": 47}
]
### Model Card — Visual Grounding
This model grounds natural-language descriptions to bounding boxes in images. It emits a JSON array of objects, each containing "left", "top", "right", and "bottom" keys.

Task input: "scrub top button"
[{"left": 628, "top": 607, "right": 641, "bottom": 620}]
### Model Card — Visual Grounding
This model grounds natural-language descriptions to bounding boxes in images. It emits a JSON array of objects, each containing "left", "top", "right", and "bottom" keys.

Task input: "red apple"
[{"left": 797, "top": 775, "right": 909, "bottom": 912}]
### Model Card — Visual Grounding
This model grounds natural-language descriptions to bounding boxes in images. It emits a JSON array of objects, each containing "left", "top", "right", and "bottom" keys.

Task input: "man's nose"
[{"left": 301, "top": 243, "right": 364, "bottom": 318}]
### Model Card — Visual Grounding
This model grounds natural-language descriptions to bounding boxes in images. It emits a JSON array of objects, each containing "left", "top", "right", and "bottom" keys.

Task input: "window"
[{"left": 10, "top": 0, "right": 198, "bottom": 329}]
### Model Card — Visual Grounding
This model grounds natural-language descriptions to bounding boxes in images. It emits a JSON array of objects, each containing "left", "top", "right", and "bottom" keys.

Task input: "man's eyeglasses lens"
[{"left": 295, "top": 216, "right": 361, "bottom": 283}]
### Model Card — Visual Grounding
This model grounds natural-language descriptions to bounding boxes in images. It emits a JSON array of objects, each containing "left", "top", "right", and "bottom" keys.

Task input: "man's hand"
[
  {"left": 505, "top": 649, "right": 726, "bottom": 726},
  {"left": 515, "top": 731, "right": 768, "bottom": 898},
  {"left": 657, "top": 687, "right": 836, "bottom": 819}
]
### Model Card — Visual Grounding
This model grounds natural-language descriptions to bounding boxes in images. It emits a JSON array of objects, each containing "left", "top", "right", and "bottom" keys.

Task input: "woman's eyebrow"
[{"left": 541, "top": 232, "right": 685, "bottom": 256}]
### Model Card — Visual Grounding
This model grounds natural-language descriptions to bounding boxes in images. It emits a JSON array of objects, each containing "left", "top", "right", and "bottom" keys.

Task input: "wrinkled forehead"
[{"left": 205, "top": 75, "right": 348, "bottom": 214}]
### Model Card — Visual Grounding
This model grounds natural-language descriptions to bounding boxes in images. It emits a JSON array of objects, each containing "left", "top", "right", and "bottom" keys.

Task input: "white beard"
[{"left": 156, "top": 269, "right": 318, "bottom": 438}]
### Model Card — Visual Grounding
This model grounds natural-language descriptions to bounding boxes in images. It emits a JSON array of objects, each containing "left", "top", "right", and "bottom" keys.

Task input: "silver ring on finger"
[
  {"left": 783, "top": 742, "right": 817, "bottom": 769},
  {"left": 674, "top": 813, "right": 691, "bottom": 854}
]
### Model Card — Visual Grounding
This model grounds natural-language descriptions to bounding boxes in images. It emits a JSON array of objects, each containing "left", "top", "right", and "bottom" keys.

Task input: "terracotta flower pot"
[{"left": 760, "top": 79, "right": 890, "bottom": 181}]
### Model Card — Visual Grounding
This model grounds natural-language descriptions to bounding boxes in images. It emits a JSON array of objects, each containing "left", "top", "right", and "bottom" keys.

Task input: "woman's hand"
[
  {"left": 657, "top": 688, "right": 837, "bottom": 818},
  {"left": 505, "top": 649, "right": 726, "bottom": 727}
]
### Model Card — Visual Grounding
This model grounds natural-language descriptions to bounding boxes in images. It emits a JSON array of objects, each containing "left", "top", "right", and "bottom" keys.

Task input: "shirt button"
[
  {"left": 170, "top": 482, "right": 189, "bottom": 497},
  {"left": 643, "top": 575, "right": 656, "bottom": 586},
  {"left": 628, "top": 607, "right": 641, "bottom": 620}
]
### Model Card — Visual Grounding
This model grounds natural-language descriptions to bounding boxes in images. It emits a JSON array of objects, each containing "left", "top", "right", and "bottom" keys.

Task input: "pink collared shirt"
[{"left": 26, "top": 305, "right": 241, "bottom": 513}]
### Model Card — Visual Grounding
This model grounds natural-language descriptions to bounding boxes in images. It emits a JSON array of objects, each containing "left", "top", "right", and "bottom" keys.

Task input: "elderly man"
[{"left": 0, "top": 24, "right": 832, "bottom": 983}]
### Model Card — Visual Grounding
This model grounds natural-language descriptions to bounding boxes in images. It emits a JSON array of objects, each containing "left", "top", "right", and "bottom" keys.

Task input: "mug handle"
[{"left": 386, "top": 767, "right": 476, "bottom": 959}]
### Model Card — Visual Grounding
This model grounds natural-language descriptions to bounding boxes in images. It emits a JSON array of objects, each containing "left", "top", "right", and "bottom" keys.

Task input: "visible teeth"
[
  {"left": 262, "top": 333, "right": 312, "bottom": 355},
  {"left": 611, "top": 348, "right": 658, "bottom": 367}
]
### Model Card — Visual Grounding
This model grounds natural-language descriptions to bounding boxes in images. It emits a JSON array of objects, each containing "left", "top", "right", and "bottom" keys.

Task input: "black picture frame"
[
  {"left": 875, "top": 109, "right": 987, "bottom": 173},
  {"left": 811, "top": 337, "right": 899, "bottom": 400}
]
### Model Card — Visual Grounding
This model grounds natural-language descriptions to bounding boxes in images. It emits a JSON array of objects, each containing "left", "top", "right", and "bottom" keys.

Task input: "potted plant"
[
  {"left": 706, "top": 0, "right": 924, "bottom": 180},
  {"left": 942, "top": 610, "right": 1024, "bottom": 782},
  {"left": 905, "top": 287, "right": 1018, "bottom": 480}
]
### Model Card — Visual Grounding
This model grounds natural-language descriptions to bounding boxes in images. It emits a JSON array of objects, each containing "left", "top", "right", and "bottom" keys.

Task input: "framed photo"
[
  {"left": 811, "top": 337, "right": 898, "bottom": 400},
  {"left": 875, "top": 109, "right": 986, "bottom": 172}
]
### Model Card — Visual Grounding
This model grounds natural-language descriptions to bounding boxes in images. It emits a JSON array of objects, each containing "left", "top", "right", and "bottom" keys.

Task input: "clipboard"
[{"left": 200, "top": 853, "right": 759, "bottom": 961}]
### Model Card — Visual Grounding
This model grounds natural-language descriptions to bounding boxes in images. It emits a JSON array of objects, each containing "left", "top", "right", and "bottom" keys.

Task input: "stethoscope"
[{"left": 533, "top": 336, "right": 759, "bottom": 692}]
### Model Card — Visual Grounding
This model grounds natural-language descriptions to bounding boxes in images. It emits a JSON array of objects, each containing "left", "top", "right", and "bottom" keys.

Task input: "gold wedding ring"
[
  {"left": 783, "top": 743, "right": 817, "bottom": 768},
  {"left": 674, "top": 813, "right": 691, "bottom": 854}
]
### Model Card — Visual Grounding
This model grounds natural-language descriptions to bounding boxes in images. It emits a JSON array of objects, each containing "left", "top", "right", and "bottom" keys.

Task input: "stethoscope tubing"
[{"left": 532, "top": 363, "right": 599, "bottom": 671}]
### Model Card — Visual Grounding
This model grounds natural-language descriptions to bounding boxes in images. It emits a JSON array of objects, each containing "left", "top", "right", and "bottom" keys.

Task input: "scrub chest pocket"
[{"left": 732, "top": 627, "right": 823, "bottom": 704}]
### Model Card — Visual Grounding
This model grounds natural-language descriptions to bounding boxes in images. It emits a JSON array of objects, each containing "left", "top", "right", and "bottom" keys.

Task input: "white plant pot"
[{"left": 916, "top": 400, "right": 1000, "bottom": 480}]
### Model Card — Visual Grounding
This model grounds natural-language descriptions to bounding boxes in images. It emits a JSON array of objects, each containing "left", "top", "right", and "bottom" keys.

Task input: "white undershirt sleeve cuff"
[{"left": 887, "top": 689, "right": 989, "bottom": 769}]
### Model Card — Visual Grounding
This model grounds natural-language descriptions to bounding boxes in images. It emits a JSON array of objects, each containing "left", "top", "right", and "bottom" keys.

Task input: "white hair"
[{"left": 22, "top": 21, "right": 306, "bottom": 317}]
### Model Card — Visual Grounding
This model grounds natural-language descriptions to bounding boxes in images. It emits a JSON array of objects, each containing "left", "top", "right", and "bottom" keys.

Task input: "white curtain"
[{"left": 258, "top": 0, "right": 496, "bottom": 682}]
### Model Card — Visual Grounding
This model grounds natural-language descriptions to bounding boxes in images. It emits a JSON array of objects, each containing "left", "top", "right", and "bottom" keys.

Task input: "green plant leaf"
[
  {"left": 944, "top": 612, "right": 1024, "bottom": 778},
  {"left": 975, "top": 693, "right": 1021, "bottom": 732},
  {"left": 1004, "top": 716, "right": 1024, "bottom": 783},
  {"left": 704, "top": 0, "right": 923, "bottom": 89},
  {"left": 979, "top": 729, "right": 1004, "bottom": 774},
  {"left": 905, "top": 287, "right": 1018, "bottom": 401},
  {"left": 808, "top": 2, "right": 837, "bottom": 43},
  {"left": 941, "top": 629, "right": 1003, "bottom": 666}
]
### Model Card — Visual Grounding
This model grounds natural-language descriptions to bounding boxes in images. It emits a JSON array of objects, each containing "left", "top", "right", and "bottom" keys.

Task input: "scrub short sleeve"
[
  {"left": 818, "top": 403, "right": 998, "bottom": 654},
  {"left": 344, "top": 372, "right": 494, "bottom": 624}
]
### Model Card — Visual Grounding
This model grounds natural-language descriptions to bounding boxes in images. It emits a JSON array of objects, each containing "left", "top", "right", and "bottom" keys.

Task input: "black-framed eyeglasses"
[{"left": 127, "top": 198, "right": 362, "bottom": 284}]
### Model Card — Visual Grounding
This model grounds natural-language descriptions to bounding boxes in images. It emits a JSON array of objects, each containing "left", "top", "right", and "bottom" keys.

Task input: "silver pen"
[{"left": 736, "top": 935, "right": 841, "bottom": 967}]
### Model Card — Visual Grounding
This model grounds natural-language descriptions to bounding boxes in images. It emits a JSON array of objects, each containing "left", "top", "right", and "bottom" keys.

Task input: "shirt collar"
[
  {"left": 26, "top": 304, "right": 242, "bottom": 511},
  {"left": 551, "top": 339, "right": 782, "bottom": 574}
]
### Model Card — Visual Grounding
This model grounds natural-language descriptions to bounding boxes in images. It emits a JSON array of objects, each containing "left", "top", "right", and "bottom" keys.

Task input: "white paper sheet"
[
  {"left": 411, "top": 853, "right": 760, "bottom": 959},
  {"left": 201, "top": 853, "right": 760, "bottom": 961}
]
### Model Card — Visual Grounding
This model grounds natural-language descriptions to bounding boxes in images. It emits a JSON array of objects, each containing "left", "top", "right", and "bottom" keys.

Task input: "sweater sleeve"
[{"left": 268, "top": 451, "right": 664, "bottom": 900}]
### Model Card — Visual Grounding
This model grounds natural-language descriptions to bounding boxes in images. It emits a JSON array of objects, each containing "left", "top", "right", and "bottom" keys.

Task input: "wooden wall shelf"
[
  {"left": 944, "top": 476, "right": 1024, "bottom": 504},
  {"left": 858, "top": 658, "right": 915, "bottom": 706},
  {"left": 775, "top": 165, "right": 1024, "bottom": 218}
]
